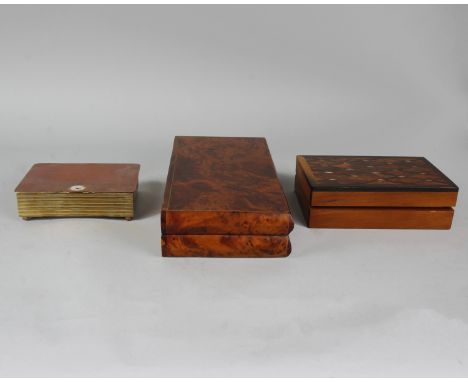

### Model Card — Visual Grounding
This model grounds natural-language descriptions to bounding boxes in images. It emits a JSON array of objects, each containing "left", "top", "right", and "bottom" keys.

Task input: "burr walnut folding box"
[
  {"left": 15, "top": 163, "right": 140, "bottom": 220},
  {"left": 161, "top": 136, "right": 294, "bottom": 257},
  {"left": 295, "top": 156, "right": 458, "bottom": 229}
]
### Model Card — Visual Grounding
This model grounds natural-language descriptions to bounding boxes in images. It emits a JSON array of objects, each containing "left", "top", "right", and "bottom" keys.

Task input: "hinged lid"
[
  {"left": 162, "top": 136, "right": 293, "bottom": 235},
  {"left": 296, "top": 155, "right": 458, "bottom": 207}
]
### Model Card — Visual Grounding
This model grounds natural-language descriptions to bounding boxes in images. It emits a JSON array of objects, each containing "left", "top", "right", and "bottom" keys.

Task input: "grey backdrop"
[{"left": 1, "top": 5, "right": 467, "bottom": 377}]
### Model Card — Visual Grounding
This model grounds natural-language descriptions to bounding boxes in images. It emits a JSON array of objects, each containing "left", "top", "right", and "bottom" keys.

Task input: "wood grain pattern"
[
  {"left": 161, "top": 137, "right": 293, "bottom": 235},
  {"left": 297, "top": 155, "right": 458, "bottom": 192},
  {"left": 308, "top": 207, "right": 454, "bottom": 229},
  {"left": 295, "top": 162, "right": 458, "bottom": 207},
  {"left": 162, "top": 234, "right": 291, "bottom": 257},
  {"left": 310, "top": 190, "right": 458, "bottom": 207},
  {"left": 163, "top": 210, "right": 292, "bottom": 235},
  {"left": 294, "top": 174, "right": 311, "bottom": 225},
  {"left": 295, "top": 155, "right": 457, "bottom": 229}
]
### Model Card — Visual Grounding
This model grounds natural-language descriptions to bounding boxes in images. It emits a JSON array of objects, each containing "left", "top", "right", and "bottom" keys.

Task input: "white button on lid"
[{"left": 69, "top": 185, "right": 86, "bottom": 192}]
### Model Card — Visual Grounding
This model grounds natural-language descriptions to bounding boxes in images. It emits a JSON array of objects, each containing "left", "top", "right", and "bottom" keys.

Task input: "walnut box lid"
[{"left": 296, "top": 155, "right": 458, "bottom": 207}]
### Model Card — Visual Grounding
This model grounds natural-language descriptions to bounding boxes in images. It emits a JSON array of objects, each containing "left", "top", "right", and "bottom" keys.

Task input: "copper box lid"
[{"left": 15, "top": 163, "right": 140, "bottom": 193}]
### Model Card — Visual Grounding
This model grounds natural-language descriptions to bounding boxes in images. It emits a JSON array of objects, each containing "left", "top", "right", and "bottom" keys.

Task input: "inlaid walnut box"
[
  {"left": 161, "top": 136, "right": 294, "bottom": 257},
  {"left": 15, "top": 163, "right": 140, "bottom": 220},
  {"left": 295, "top": 156, "right": 458, "bottom": 229}
]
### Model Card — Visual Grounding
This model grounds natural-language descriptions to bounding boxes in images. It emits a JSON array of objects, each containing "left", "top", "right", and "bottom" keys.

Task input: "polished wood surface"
[
  {"left": 295, "top": 155, "right": 457, "bottom": 229},
  {"left": 295, "top": 161, "right": 458, "bottom": 207},
  {"left": 162, "top": 234, "right": 291, "bottom": 257},
  {"left": 294, "top": 173, "right": 311, "bottom": 226},
  {"left": 310, "top": 190, "right": 458, "bottom": 207},
  {"left": 308, "top": 207, "right": 454, "bottom": 229},
  {"left": 163, "top": 210, "right": 292, "bottom": 235},
  {"left": 297, "top": 155, "right": 458, "bottom": 192},
  {"left": 162, "top": 136, "right": 293, "bottom": 235}
]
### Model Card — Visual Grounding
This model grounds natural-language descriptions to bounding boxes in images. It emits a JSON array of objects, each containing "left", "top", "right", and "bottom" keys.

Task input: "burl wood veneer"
[
  {"left": 162, "top": 235, "right": 291, "bottom": 258},
  {"left": 161, "top": 136, "right": 293, "bottom": 257},
  {"left": 15, "top": 163, "right": 140, "bottom": 219},
  {"left": 295, "top": 156, "right": 458, "bottom": 229}
]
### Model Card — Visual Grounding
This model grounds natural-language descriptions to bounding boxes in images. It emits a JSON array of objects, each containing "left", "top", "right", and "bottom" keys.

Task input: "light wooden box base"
[
  {"left": 307, "top": 205, "right": 454, "bottom": 229},
  {"left": 295, "top": 186, "right": 454, "bottom": 229}
]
